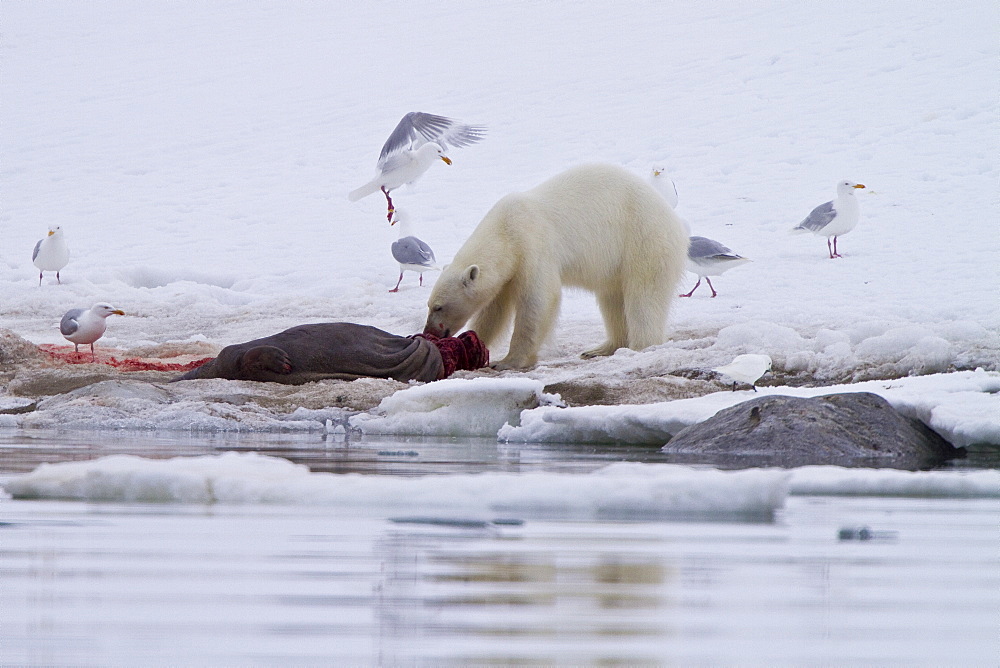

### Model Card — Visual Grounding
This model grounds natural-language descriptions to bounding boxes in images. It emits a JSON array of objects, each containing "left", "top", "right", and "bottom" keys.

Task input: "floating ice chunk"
[
  {"left": 350, "top": 377, "right": 560, "bottom": 437},
  {"left": 3, "top": 454, "right": 790, "bottom": 521},
  {"left": 788, "top": 466, "right": 1000, "bottom": 498},
  {"left": 3, "top": 452, "right": 305, "bottom": 503}
]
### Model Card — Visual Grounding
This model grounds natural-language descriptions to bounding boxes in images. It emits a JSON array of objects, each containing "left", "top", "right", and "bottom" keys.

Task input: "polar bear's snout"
[
  {"left": 423, "top": 323, "right": 449, "bottom": 338},
  {"left": 422, "top": 307, "right": 453, "bottom": 338}
]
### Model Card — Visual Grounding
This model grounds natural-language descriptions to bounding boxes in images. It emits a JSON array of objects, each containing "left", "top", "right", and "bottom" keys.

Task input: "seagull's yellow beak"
[
  {"left": 48, "top": 230, "right": 55, "bottom": 236},
  {"left": 653, "top": 169, "right": 661, "bottom": 177},
  {"left": 440, "top": 156, "right": 452, "bottom": 165},
  {"left": 112, "top": 309, "right": 125, "bottom": 316},
  {"left": 853, "top": 183, "right": 866, "bottom": 189}
]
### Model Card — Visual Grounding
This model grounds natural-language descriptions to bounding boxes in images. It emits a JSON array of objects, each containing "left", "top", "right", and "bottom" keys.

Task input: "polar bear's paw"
[{"left": 580, "top": 342, "right": 619, "bottom": 359}]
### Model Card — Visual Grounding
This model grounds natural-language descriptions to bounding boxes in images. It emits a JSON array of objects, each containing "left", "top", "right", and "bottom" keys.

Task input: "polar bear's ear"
[{"left": 462, "top": 265, "right": 480, "bottom": 287}]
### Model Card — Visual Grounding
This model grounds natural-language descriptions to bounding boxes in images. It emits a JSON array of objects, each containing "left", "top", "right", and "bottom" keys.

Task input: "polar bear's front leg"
[
  {"left": 492, "top": 282, "right": 561, "bottom": 370},
  {"left": 581, "top": 288, "right": 629, "bottom": 358},
  {"left": 471, "top": 291, "right": 514, "bottom": 348}
]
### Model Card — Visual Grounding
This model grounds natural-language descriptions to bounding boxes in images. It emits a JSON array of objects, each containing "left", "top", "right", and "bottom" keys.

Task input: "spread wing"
[
  {"left": 32, "top": 239, "right": 42, "bottom": 261},
  {"left": 377, "top": 112, "right": 486, "bottom": 169},
  {"left": 60, "top": 309, "right": 84, "bottom": 336},
  {"left": 795, "top": 200, "right": 836, "bottom": 232}
]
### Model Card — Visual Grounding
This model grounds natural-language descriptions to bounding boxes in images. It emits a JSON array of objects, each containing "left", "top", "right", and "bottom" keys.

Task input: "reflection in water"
[
  {"left": 375, "top": 523, "right": 679, "bottom": 664},
  {"left": 2, "top": 498, "right": 999, "bottom": 665}
]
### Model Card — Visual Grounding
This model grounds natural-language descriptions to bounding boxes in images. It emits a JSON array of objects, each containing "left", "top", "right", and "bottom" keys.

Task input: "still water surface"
[{"left": 2, "top": 430, "right": 998, "bottom": 666}]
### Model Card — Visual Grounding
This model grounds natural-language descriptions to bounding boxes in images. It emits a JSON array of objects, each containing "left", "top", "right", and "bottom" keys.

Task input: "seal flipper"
[{"left": 240, "top": 345, "right": 293, "bottom": 375}]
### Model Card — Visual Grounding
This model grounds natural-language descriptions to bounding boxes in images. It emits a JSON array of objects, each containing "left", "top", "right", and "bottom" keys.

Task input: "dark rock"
[{"left": 663, "top": 392, "right": 961, "bottom": 469}]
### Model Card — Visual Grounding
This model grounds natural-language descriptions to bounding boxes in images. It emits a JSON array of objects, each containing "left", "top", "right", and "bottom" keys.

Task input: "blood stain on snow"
[{"left": 37, "top": 344, "right": 212, "bottom": 372}]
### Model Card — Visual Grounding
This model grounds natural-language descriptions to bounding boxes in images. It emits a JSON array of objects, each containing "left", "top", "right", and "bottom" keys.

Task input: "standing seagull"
[
  {"left": 648, "top": 166, "right": 679, "bottom": 209},
  {"left": 349, "top": 112, "right": 486, "bottom": 221},
  {"left": 680, "top": 236, "right": 751, "bottom": 298},
  {"left": 32, "top": 225, "right": 70, "bottom": 285},
  {"left": 389, "top": 211, "right": 438, "bottom": 292},
  {"left": 60, "top": 303, "right": 125, "bottom": 360},
  {"left": 792, "top": 180, "right": 866, "bottom": 258},
  {"left": 713, "top": 354, "right": 772, "bottom": 391}
]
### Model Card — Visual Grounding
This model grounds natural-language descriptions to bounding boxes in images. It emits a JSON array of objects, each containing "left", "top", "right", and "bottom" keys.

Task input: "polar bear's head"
[{"left": 423, "top": 264, "right": 486, "bottom": 338}]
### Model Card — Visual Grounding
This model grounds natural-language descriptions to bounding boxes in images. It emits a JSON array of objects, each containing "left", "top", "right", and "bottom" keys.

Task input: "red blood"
[{"left": 38, "top": 344, "right": 212, "bottom": 372}]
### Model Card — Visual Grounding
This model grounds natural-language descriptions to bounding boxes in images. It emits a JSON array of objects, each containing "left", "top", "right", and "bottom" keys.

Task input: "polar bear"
[{"left": 423, "top": 163, "right": 689, "bottom": 370}]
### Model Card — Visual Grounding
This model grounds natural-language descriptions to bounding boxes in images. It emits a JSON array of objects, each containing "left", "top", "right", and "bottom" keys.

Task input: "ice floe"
[
  {"left": 1, "top": 454, "right": 790, "bottom": 521},
  {"left": 4, "top": 454, "right": 997, "bottom": 521}
]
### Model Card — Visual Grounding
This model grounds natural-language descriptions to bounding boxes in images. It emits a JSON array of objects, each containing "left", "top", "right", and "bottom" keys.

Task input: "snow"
[
  {"left": 349, "top": 377, "right": 562, "bottom": 437},
  {"left": 1, "top": 2, "right": 998, "bottom": 448}
]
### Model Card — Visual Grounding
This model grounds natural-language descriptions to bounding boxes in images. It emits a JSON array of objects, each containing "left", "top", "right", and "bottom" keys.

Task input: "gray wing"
[
  {"left": 688, "top": 236, "right": 735, "bottom": 260},
  {"left": 32, "top": 239, "right": 42, "bottom": 261},
  {"left": 377, "top": 112, "right": 486, "bottom": 168},
  {"left": 59, "top": 309, "right": 85, "bottom": 336},
  {"left": 392, "top": 236, "right": 435, "bottom": 266},
  {"left": 795, "top": 200, "right": 836, "bottom": 232}
]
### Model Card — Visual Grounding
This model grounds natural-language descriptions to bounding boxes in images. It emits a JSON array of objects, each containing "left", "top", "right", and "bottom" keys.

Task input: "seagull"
[
  {"left": 349, "top": 112, "right": 486, "bottom": 222},
  {"left": 60, "top": 303, "right": 125, "bottom": 360},
  {"left": 32, "top": 225, "right": 70, "bottom": 285},
  {"left": 791, "top": 180, "right": 866, "bottom": 258},
  {"left": 712, "top": 354, "right": 772, "bottom": 391},
  {"left": 680, "top": 236, "right": 751, "bottom": 298},
  {"left": 648, "top": 166, "right": 679, "bottom": 208},
  {"left": 389, "top": 210, "right": 438, "bottom": 292}
]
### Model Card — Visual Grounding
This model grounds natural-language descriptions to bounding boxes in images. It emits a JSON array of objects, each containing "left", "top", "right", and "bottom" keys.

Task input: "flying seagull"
[
  {"left": 389, "top": 210, "right": 438, "bottom": 292},
  {"left": 791, "top": 180, "right": 866, "bottom": 258},
  {"left": 349, "top": 112, "right": 486, "bottom": 222},
  {"left": 60, "top": 303, "right": 125, "bottom": 360},
  {"left": 680, "top": 236, "right": 751, "bottom": 298},
  {"left": 32, "top": 225, "right": 70, "bottom": 285},
  {"left": 713, "top": 354, "right": 772, "bottom": 391}
]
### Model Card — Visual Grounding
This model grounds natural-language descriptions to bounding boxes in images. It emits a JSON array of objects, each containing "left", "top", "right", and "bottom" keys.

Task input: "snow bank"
[
  {"left": 2, "top": 454, "right": 789, "bottom": 521},
  {"left": 500, "top": 370, "right": 1000, "bottom": 447},
  {"left": 349, "top": 377, "right": 562, "bottom": 437}
]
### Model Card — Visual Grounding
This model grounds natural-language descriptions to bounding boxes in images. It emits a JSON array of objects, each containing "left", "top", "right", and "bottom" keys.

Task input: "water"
[{"left": 2, "top": 430, "right": 998, "bottom": 666}]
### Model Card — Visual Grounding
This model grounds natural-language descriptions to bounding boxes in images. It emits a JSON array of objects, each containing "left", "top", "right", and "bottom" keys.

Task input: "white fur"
[{"left": 424, "top": 163, "right": 689, "bottom": 369}]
